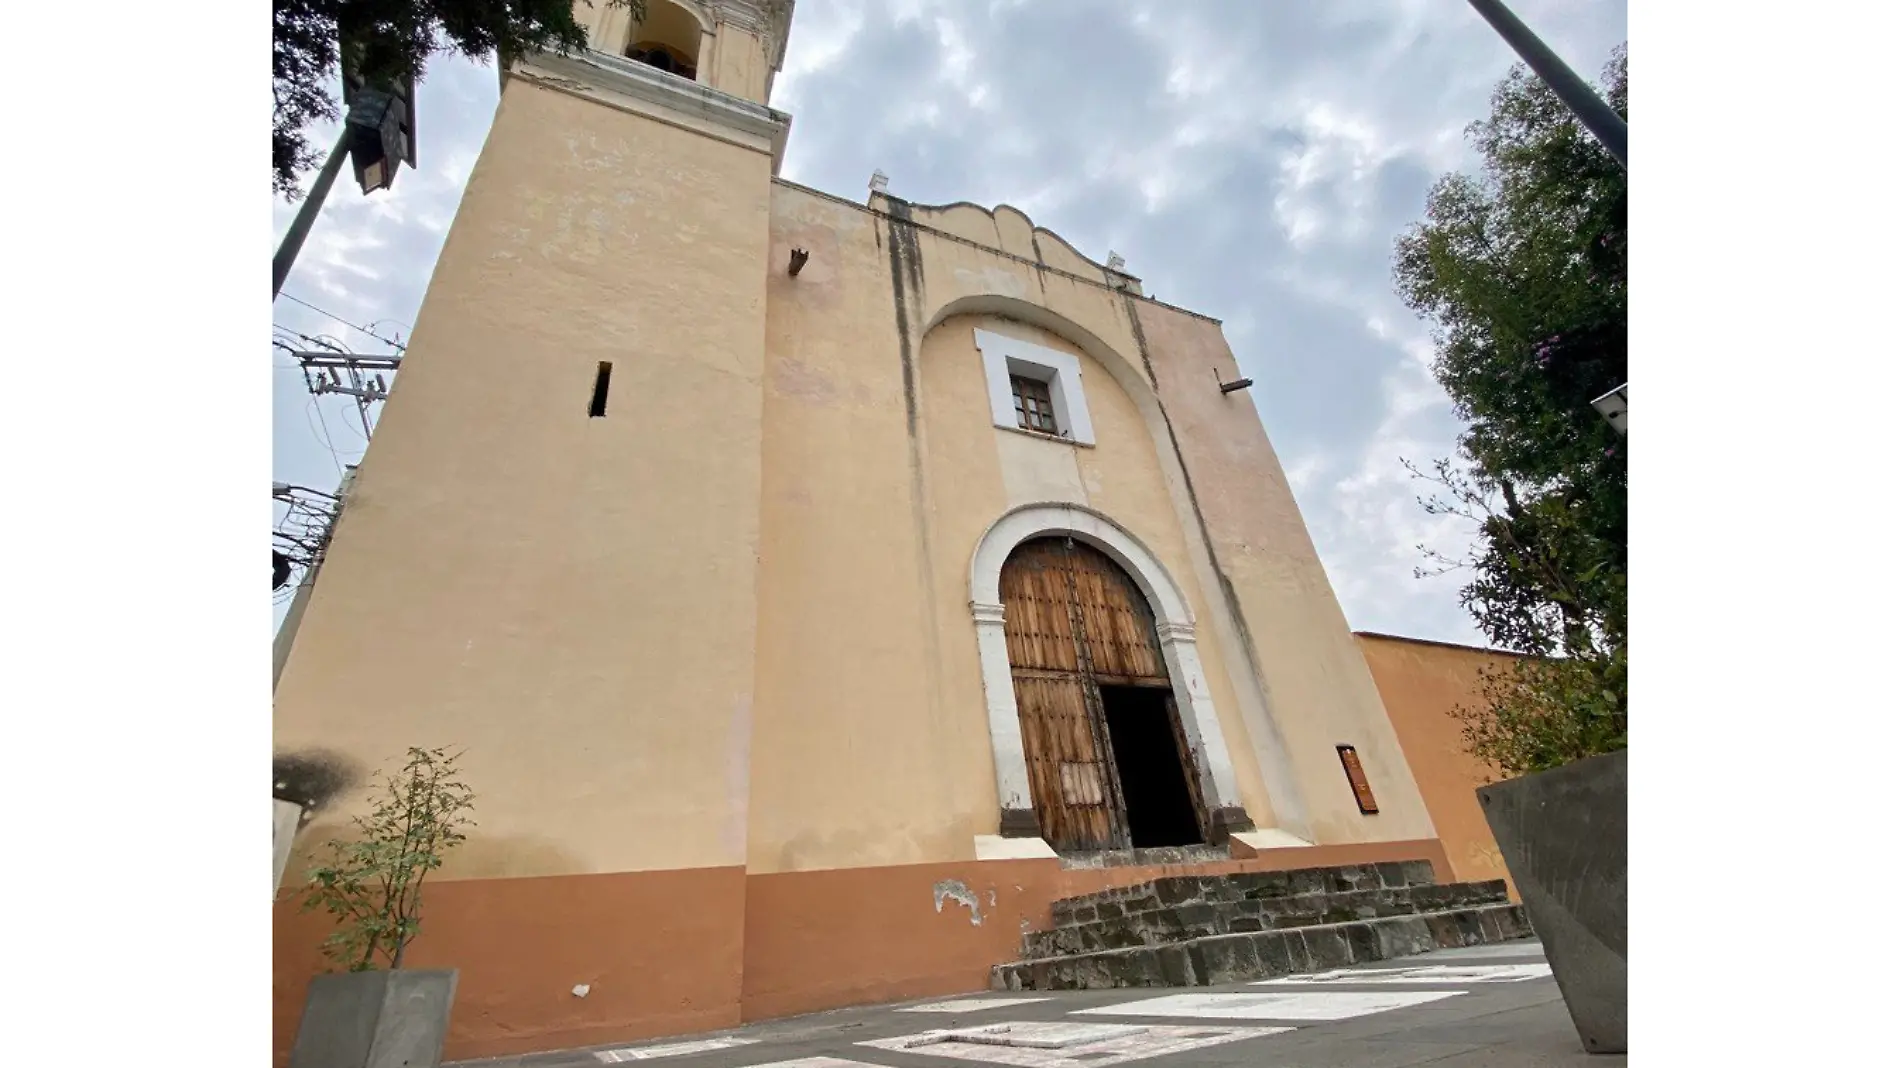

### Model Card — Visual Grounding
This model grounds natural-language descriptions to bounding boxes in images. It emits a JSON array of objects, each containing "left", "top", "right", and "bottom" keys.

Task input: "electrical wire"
[
  {"left": 277, "top": 292, "right": 409, "bottom": 351},
  {"left": 304, "top": 395, "right": 349, "bottom": 479}
]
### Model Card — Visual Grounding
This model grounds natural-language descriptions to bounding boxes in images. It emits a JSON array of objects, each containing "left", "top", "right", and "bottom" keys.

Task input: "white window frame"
[{"left": 974, "top": 328, "right": 1096, "bottom": 446}]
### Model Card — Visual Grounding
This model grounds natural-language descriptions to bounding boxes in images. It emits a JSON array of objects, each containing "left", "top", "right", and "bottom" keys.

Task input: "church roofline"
[
  {"left": 771, "top": 177, "right": 1224, "bottom": 327},
  {"left": 1352, "top": 630, "right": 1531, "bottom": 658}
]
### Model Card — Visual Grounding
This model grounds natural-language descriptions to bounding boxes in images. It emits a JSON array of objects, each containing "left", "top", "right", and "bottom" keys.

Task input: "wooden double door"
[{"left": 999, "top": 536, "right": 1208, "bottom": 852}]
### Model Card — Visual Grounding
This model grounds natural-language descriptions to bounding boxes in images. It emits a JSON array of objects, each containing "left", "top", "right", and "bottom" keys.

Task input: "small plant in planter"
[{"left": 288, "top": 747, "right": 475, "bottom": 1068}]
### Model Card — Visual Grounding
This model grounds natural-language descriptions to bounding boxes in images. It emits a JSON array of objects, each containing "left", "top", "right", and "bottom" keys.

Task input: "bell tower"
[
  {"left": 578, "top": 0, "right": 794, "bottom": 106},
  {"left": 271, "top": 1, "right": 799, "bottom": 881}
]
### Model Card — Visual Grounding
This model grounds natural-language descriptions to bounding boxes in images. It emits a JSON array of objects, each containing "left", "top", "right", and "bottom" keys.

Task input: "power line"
[
  {"left": 304, "top": 395, "right": 352, "bottom": 479},
  {"left": 277, "top": 292, "right": 409, "bottom": 351}
]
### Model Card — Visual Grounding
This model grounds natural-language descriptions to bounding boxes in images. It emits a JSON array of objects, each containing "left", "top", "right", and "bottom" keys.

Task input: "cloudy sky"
[{"left": 271, "top": 0, "right": 1627, "bottom": 644}]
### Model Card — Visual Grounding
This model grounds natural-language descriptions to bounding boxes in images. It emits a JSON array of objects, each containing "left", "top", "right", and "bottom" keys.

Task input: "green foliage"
[
  {"left": 273, "top": 1, "right": 646, "bottom": 198},
  {"left": 1393, "top": 47, "right": 1628, "bottom": 775},
  {"left": 1459, "top": 632, "right": 1626, "bottom": 783},
  {"left": 300, "top": 747, "right": 476, "bottom": 972}
]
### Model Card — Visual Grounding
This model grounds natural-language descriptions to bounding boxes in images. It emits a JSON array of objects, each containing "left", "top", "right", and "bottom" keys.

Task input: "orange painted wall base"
[{"left": 273, "top": 839, "right": 1450, "bottom": 1064}]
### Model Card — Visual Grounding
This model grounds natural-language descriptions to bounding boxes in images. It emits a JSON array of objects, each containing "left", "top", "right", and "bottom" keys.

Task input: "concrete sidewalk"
[{"left": 450, "top": 941, "right": 1616, "bottom": 1068}]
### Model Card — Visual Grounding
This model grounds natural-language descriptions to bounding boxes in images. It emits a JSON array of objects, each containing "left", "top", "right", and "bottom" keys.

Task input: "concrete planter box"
[
  {"left": 288, "top": 969, "right": 459, "bottom": 1068},
  {"left": 1478, "top": 749, "right": 1626, "bottom": 1055}
]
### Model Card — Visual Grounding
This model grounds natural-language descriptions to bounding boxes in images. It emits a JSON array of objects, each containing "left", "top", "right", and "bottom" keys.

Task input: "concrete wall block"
[
  {"left": 1478, "top": 750, "right": 1626, "bottom": 1054},
  {"left": 289, "top": 969, "right": 458, "bottom": 1068}
]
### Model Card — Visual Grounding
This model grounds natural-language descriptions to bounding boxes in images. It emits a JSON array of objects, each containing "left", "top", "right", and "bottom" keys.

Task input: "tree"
[
  {"left": 1392, "top": 47, "right": 1627, "bottom": 777},
  {"left": 300, "top": 746, "right": 476, "bottom": 971},
  {"left": 273, "top": 1, "right": 645, "bottom": 198}
]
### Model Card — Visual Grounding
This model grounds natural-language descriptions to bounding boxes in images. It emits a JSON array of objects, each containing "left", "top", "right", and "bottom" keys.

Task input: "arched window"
[{"left": 624, "top": 1, "right": 704, "bottom": 83}]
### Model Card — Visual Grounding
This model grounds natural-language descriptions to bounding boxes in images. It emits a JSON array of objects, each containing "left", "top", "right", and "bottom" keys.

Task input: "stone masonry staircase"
[{"left": 992, "top": 860, "right": 1532, "bottom": 991}]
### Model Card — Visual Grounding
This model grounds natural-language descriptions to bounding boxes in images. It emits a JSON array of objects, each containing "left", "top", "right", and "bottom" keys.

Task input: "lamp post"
[
  {"left": 1465, "top": 0, "right": 1626, "bottom": 168},
  {"left": 271, "top": 127, "right": 353, "bottom": 301}
]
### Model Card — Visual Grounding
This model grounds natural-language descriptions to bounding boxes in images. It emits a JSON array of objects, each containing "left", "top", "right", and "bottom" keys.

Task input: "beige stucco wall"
[
  {"left": 273, "top": 73, "right": 776, "bottom": 880},
  {"left": 746, "top": 184, "right": 1437, "bottom": 871},
  {"left": 916, "top": 314, "right": 1276, "bottom": 840},
  {"left": 1127, "top": 302, "right": 1433, "bottom": 845},
  {"left": 746, "top": 244, "right": 1281, "bottom": 871}
]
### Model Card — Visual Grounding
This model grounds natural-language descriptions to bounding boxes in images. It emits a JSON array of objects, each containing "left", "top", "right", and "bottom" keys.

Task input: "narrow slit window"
[
  {"left": 589, "top": 362, "right": 613, "bottom": 417},
  {"left": 1010, "top": 374, "right": 1058, "bottom": 434}
]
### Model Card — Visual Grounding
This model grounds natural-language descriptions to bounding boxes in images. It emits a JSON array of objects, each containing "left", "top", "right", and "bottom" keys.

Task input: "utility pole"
[
  {"left": 1465, "top": 0, "right": 1627, "bottom": 168},
  {"left": 292, "top": 350, "right": 403, "bottom": 438},
  {"left": 271, "top": 128, "right": 352, "bottom": 301}
]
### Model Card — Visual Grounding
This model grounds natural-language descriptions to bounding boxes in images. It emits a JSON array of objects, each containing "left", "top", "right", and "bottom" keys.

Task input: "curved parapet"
[{"left": 894, "top": 197, "right": 1141, "bottom": 294}]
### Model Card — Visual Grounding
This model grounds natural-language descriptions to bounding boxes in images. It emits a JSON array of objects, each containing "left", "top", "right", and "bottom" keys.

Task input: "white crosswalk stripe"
[
  {"left": 901, "top": 997, "right": 1054, "bottom": 1013},
  {"left": 858, "top": 1021, "right": 1289, "bottom": 1067},
  {"left": 1074, "top": 990, "right": 1465, "bottom": 1021}
]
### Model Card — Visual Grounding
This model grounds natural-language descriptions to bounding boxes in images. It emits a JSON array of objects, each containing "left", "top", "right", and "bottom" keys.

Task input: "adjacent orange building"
[{"left": 1355, "top": 633, "right": 1523, "bottom": 900}]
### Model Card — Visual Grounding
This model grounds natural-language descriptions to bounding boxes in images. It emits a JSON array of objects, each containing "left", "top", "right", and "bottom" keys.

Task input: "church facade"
[{"left": 271, "top": 2, "right": 1503, "bottom": 1061}]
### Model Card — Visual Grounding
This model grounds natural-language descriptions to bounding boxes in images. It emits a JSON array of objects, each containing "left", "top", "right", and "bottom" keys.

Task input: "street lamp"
[
  {"left": 1591, "top": 384, "right": 1628, "bottom": 435},
  {"left": 270, "top": 42, "right": 418, "bottom": 301},
  {"left": 345, "top": 85, "right": 413, "bottom": 194}
]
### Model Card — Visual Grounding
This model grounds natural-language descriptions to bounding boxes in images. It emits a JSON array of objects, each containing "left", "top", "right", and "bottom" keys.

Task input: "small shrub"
[
  {"left": 1456, "top": 646, "right": 1626, "bottom": 781},
  {"left": 300, "top": 746, "right": 475, "bottom": 971}
]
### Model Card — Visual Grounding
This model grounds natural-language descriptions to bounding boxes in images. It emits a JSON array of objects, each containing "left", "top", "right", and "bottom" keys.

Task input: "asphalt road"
[{"left": 450, "top": 939, "right": 1616, "bottom": 1068}]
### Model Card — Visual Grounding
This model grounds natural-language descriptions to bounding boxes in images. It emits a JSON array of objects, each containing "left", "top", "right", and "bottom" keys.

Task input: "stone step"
[
  {"left": 1024, "top": 879, "right": 1511, "bottom": 959},
  {"left": 1055, "top": 845, "right": 1235, "bottom": 870},
  {"left": 993, "top": 903, "right": 1533, "bottom": 992},
  {"left": 1049, "top": 860, "right": 1439, "bottom": 926}
]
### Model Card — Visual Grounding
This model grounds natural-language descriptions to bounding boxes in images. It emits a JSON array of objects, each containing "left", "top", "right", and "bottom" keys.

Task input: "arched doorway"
[{"left": 1000, "top": 536, "right": 1208, "bottom": 851}]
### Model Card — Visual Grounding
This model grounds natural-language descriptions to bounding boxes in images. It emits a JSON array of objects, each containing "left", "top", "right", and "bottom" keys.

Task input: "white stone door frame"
[{"left": 969, "top": 503, "right": 1253, "bottom": 848}]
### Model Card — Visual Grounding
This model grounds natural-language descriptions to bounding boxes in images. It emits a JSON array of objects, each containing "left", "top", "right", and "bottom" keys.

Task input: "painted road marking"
[
  {"left": 860, "top": 1021, "right": 1288, "bottom": 1066},
  {"left": 1254, "top": 963, "right": 1552, "bottom": 986},
  {"left": 902, "top": 997, "right": 1055, "bottom": 1013},
  {"left": 593, "top": 1037, "right": 759, "bottom": 1062},
  {"left": 898, "top": 1023, "right": 1143, "bottom": 1049},
  {"left": 1076, "top": 990, "right": 1463, "bottom": 1021},
  {"left": 743, "top": 1060, "right": 883, "bottom": 1068}
]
